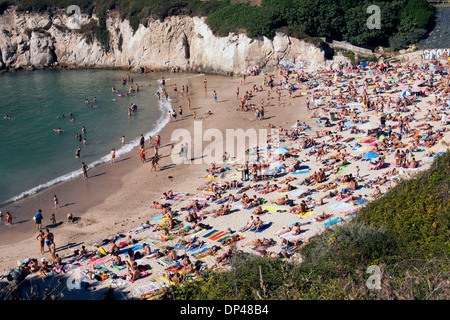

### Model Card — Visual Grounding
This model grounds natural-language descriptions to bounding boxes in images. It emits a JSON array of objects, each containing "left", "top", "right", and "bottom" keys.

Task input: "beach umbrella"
[
  {"left": 274, "top": 147, "right": 290, "bottom": 155},
  {"left": 402, "top": 90, "right": 412, "bottom": 96},
  {"left": 362, "top": 152, "right": 379, "bottom": 160}
]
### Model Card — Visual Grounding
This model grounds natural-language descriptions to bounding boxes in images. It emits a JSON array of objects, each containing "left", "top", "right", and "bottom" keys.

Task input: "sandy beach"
[{"left": 1, "top": 57, "right": 449, "bottom": 300}]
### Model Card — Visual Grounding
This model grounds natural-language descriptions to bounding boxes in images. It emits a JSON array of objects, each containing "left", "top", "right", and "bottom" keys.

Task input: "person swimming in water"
[{"left": 54, "top": 128, "right": 63, "bottom": 133}]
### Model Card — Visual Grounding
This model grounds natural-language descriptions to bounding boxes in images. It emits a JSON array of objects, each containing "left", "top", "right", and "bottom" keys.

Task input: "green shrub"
[{"left": 5, "top": 0, "right": 436, "bottom": 50}]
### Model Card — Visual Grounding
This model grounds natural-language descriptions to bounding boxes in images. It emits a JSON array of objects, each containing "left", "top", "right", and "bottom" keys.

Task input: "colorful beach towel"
[
  {"left": 298, "top": 210, "right": 315, "bottom": 218},
  {"left": 203, "top": 230, "right": 232, "bottom": 242}
]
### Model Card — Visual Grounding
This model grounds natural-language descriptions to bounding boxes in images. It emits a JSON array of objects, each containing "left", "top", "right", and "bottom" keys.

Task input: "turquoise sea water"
[{"left": 0, "top": 69, "right": 172, "bottom": 205}]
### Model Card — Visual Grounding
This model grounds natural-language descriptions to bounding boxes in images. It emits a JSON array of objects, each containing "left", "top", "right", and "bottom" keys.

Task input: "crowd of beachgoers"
[{"left": 2, "top": 55, "right": 449, "bottom": 300}]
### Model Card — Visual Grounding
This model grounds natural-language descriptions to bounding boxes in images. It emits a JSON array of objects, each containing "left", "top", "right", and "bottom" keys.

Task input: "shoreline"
[{"left": 0, "top": 71, "right": 247, "bottom": 266}]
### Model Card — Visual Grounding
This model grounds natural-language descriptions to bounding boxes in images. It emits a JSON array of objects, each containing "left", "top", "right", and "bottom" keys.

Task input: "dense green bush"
[{"left": 356, "top": 151, "right": 450, "bottom": 259}]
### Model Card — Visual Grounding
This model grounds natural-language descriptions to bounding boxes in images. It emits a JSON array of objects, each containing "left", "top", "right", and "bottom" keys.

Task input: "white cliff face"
[{"left": 0, "top": 7, "right": 326, "bottom": 74}]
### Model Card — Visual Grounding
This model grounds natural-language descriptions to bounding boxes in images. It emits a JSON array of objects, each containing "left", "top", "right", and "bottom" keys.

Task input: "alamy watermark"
[
  {"left": 366, "top": 265, "right": 382, "bottom": 290},
  {"left": 170, "top": 121, "right": 281, "bottom": 166},
  {"left": 366, "top": 5, "right": 381, "bottom": 30},
  {"left": 66, "top": 5, "right": 81, "bottom": 30}
]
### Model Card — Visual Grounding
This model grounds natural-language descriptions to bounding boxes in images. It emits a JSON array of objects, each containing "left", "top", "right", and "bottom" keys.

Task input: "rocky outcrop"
[{"left": 0, "top": 7, "right": 328, "bottom": 74}]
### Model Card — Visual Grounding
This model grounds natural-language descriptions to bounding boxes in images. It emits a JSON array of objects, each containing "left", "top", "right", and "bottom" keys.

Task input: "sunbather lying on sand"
[{"left": 242, "top": 238, "right": 275, "bottom": 248}]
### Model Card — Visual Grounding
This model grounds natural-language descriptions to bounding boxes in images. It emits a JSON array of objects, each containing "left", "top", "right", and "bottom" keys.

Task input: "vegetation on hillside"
[
  {"left": 0, "top": 0, "right": 436, "bottom": 52},
  {"left": 163, "top": 152, "right": 450, "bottom": 300}
]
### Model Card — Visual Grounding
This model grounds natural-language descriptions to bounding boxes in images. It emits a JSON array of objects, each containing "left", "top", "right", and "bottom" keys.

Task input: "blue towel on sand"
[{"left": 250, "top": 222, "right": 272, "bottom": 233}]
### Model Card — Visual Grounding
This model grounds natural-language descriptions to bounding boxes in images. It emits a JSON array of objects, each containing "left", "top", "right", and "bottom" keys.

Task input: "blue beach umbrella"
[
  {"left": 362, "top": 152, "right": 379, "bottom": 160},
  {"left": 402, "top": 90, "right": 412, "bottom": 96}
]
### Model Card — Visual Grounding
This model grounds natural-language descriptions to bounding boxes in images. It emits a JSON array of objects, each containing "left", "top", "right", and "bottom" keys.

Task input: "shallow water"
[{"left": 0, "top": 69, "right": 172, "bottom": 205}]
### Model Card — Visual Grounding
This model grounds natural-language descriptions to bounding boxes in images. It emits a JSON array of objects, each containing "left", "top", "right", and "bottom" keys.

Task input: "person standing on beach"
[
  {"left": 6, "top": 212, "right": 12, "bottom": 224},
  {"left": 121, "top": 136, "right": 126, "bottom": 145},
  {"left": 213, "top": 90, "right": 217, "bottom": 102},
  {"left": 36, "top": 230, "right": 45, "bottom": 254},
  {"left": 50, "top": 213, "right": 57, "bottom": 225},
  {"left": 150, "top": 156, "right": 160, "bottom": 172},
  {"left": 187, "top": 98, "right": 192, "bottom": 113},
  {"left": 139, "top": 134, "right": 145, "bottom": 149},
  {"left": 110, "top": 149, "right": 116, "bottom": 164},
  {"left": 44, "top": 229, "right": 54, "bottom": 252},
  {"left": 53, "top": 195, "right": 59, "bottom": 209},
  {"left": 34, "top": 209, "right": 43, "bottom": 231},
  {"left": 243, "top": 161, "right": 250, "bottom": 181},
  {"left": 82, "top": 162, "right": 89, "bottom": 180},
  {"left": 155, "top": 134, "right": 161, "bottom": 149},
  {"left": 139, "top": 147, "right": 147, "bottom": 163},
  {"left": 204, "top": 78, "right": 207, "bottom": 92}
]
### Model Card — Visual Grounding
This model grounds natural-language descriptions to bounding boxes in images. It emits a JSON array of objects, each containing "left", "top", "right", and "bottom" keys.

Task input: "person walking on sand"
[{"left": 81, "top": 162, "right": 89, "bottom": 180}]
